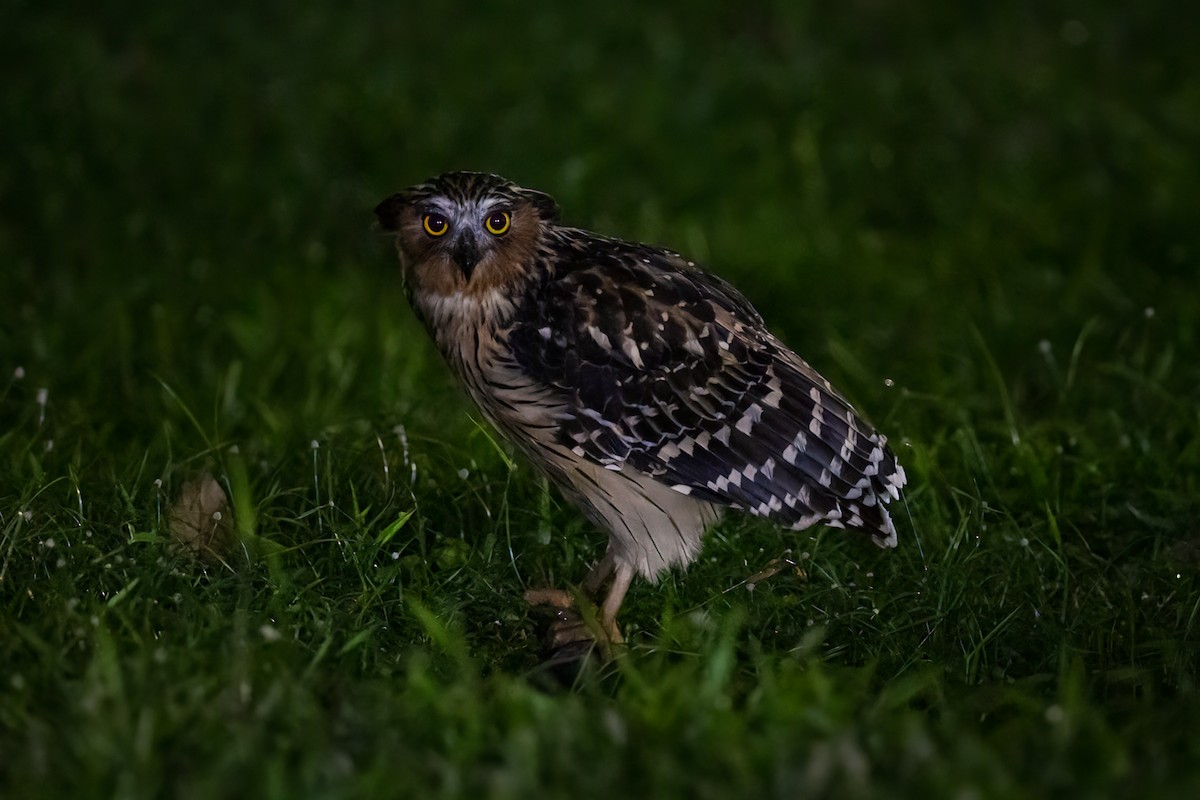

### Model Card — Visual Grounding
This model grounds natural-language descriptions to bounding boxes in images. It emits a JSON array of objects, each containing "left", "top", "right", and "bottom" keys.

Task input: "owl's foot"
[
  {"left": 524, "top": 587, "right": 621, "bottom": 661},
  {"left": 524, "top": 554, "right": 634, "bottom": 661}
]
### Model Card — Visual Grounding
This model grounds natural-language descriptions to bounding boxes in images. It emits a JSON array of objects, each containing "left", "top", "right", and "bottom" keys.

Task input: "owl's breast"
[
  {"left": 470, "top": 326, "right": 573, "bottom": 446},
  {"left": 410, "top": 285, "right": 570, "bottom": 450}
]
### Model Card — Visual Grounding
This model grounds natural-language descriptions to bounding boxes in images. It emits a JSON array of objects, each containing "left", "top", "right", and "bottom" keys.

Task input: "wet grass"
[{"left": 3, "top": 0, "right": 1200, "bottom": 796}]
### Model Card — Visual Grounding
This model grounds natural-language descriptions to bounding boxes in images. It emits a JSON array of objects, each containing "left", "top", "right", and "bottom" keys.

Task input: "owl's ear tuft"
[
  {"left": 374, "top": 194, "right": 407, "bottom": 232},
  {"left": 517, "top": 188, "right": 561, "bottom": 224}
]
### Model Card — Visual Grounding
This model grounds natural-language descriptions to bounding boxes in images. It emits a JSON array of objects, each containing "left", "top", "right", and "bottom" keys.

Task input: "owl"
[{"left": 376, "top": 171, "right": 906, "bottom": 652}]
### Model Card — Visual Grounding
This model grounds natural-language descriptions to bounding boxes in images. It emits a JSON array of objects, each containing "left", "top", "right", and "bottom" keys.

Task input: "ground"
[{"left": 2, "top": 1, "right": 1199, "bottom": 797}]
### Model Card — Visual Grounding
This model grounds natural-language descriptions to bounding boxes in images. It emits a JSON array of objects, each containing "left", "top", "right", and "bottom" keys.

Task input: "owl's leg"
[
  {"left": 597, "top": 561, "right": 634, "bottom": 645},
  {"left": 522, "top": 546, "right": 616, "bottom": 610},
  {"left": 523, "top": 546, "right": 616, "bottom": 620},
  {"left": 581, "top": 549, "right": 617, "bottom": 597}
]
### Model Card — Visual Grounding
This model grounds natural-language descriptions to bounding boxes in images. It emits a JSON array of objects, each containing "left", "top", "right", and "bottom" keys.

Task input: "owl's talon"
[
  {"left": 523, "top": 587, "right": 576, "bottom": 610},
  {"left": 525, "top": 585, "right": 622, "bottom": 660}
]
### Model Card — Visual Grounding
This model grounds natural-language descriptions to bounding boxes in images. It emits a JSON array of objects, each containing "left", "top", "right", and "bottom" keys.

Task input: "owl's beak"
[{"left": 451, "top": 234, "right": 481, "bottom": 280}]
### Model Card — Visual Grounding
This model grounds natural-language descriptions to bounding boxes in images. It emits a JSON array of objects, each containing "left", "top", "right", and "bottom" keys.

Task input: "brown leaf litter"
[{"left": 167, "top": 471, "right": 236, "bottom": 565}]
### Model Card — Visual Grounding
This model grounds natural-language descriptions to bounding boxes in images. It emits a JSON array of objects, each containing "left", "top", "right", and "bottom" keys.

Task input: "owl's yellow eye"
[
  {"left": 422, "top": 213, "right": 450, "bottom": 237},
  {"left": 484, "top": 211, "right": 511, "bottom": 236}
]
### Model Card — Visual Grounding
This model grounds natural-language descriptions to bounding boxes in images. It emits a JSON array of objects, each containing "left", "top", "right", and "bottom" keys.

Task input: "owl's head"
[{"left": 375, "top": 171, "right": 560, "bottom": 297}]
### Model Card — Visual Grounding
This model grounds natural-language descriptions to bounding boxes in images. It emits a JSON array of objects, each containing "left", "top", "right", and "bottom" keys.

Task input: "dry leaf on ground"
[{"left": 168, "top": 471, "right": 236, "bottom": 564}]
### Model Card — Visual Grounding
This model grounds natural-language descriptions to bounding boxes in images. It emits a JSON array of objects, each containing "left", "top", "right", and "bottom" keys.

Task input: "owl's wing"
[{"left": 507, "top": 239, "right": 906, "bottom": 546}]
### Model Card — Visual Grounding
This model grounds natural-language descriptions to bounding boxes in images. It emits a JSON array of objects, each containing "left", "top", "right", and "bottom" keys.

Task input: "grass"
[{"left": 3, "top": 0, "right": 1200, "bottom": 796}]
